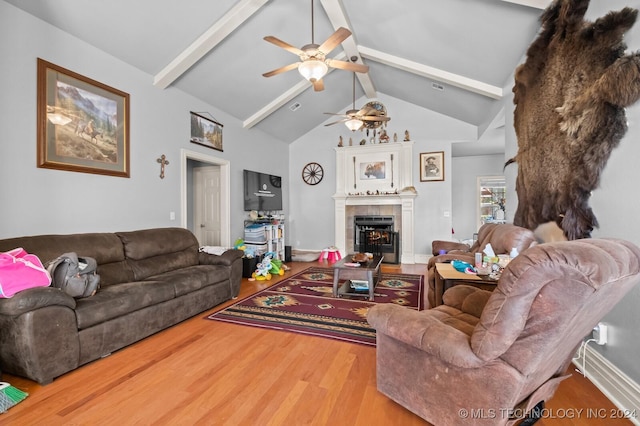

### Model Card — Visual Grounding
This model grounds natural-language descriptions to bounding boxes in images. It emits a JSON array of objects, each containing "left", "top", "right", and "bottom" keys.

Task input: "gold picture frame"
[
  {"left": 37, "top": 58, "right": 130, "bottom": 177},
  {"left": 420, "top": 151, "right": 444, "bottom": 182}
]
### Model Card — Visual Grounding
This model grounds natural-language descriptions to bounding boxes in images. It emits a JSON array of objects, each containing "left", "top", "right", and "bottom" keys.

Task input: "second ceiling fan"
[
  {"left": 262, "top": 0, "right": 368, "bottom": 91},
  {"left": 325, "top": 70, "right": 390, "bottom": 131}
]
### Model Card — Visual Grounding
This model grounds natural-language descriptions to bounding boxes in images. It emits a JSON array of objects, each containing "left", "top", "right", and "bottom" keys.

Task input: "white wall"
[
  {"left": 289, "top": 92, "right": 478, "bottom": 259},
  {"left": 0, "top": 1, "right": 288, "bottom": 241}
]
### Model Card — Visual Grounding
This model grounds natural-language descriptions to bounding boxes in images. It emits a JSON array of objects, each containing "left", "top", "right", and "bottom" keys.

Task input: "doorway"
[
  {"left": 477, "top": 175, "right": 506, "bottom": 230},
  {"left": 180, "top": 149, "right": 231, "bottom": 247}
]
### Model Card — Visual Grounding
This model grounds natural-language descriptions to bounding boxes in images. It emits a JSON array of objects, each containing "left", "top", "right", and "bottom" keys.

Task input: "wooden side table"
[{"left": 434, "top": 262, "right": 498, "bottom": 306}]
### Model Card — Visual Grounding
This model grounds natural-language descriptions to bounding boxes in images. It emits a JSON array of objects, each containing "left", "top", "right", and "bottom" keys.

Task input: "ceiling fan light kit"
[
  {"left": 345, "top": 116, "right": 363, "bottom": 132},
  {"left": 298, "top": 59, "right": 328, "bottom": 82}
]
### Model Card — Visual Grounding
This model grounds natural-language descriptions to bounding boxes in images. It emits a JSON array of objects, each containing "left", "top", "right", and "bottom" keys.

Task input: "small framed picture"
[
  {"left": 190, "top": 111, "right": 223, "bottom": 152},
  {"left": 420, "top": 151, "right": 444, "bottom": 182},
  {"left": 37, "top": 58, "right": 130, "bottom": 177},
  {"left": 359, "top": 161, "right": 386, "bottom": 180}
]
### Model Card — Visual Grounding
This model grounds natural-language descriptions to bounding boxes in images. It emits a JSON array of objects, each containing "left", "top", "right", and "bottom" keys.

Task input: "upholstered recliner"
[
  {"left": 427, "top": 223, "right": 537, "bottom": 308},
  {"left": 368, "top": 238, "right": 640, "bottom": 426}
]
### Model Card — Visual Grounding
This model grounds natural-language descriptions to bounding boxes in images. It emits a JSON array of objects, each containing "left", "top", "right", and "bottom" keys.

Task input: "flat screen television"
[{"left": 243, "top": 169, "right": 283, "bottom": 212}]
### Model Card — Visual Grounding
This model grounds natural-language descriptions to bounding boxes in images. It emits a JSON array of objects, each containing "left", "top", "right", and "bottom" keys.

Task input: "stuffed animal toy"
[{"left": 252, "top": 255, "right": 273, "bottom": 280}]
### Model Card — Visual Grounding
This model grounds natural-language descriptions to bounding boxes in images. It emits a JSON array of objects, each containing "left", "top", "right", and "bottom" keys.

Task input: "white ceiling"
[{"left": 7, "top": 0, "right": 549, "bottom": 155}]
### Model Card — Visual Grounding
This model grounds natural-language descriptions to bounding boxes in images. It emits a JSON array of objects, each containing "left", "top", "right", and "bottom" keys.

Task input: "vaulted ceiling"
[{"left": 7, "top": 0, "right": 550, "bottom": 155}]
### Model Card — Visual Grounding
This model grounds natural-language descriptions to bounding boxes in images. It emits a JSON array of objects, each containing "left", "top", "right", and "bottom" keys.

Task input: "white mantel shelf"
[{"left": 333, "top": 142, "right": 417, "bottom": 264}]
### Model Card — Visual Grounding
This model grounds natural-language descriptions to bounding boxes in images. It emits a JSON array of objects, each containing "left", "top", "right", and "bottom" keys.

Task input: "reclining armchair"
[
  {"left": 427, "top": 223, "right": 537, "bottom": 308},
  {"left": 368, "top": 238, "right": 640, "bottom": 425}
]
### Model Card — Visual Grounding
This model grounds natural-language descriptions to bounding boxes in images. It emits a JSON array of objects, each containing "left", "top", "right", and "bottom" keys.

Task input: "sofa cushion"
[
  {"left": 148, "top": 264, "right": 230, "bottom": 297},
  {"left": 117, "top": 228, "right": 199, "bottom": 281},
  {"left": 0, "top": 233, "right": 131, "bottom": 286},
  {"left": 74, "top": 281, "right": 175, "bottom": 330}
]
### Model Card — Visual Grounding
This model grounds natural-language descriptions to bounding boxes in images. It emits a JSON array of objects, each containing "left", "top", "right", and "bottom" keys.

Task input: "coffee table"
[
  {"left": 433, "top": 262, "right": 498, "bottom": 306},
  {"left": 332, "top": 255, "right": 383, "bottom": 301}
]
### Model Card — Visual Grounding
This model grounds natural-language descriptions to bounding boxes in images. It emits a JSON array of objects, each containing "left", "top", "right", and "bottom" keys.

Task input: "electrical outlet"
[{"left": 593, "top": 323, "right": 608, "bottom": 345}]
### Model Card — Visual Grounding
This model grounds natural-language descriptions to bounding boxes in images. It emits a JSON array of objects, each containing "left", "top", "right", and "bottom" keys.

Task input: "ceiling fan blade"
[
  {"left": 360, "top": 115, "right": 391, "bottom": 122},
  {"left": 323, "top": 112, "right": 349, "bottom": 116},
  {"left": 324, "top": 118, "right": 349, "bottom": 126},
  {"left": 325, "top": 59, "right": 369, "bottom": 73},
  {"left": 263, "top": 36, "right": 304, "bottom": 56},
  {"left": 318, "top": 27, "right": 351, "bottom": 55},
  {"left": 262, "top": 62, "right": 300, "bottom": 78},
  {"left": 313, "top": 79, "right": 325, "bottom": 92}
]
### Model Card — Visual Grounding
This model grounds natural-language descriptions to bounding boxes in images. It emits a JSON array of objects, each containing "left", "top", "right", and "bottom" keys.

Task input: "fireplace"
[
  {"left": 354, "top": 215, "right": 400, "bottom": 264},
  {"left": 333, "top": 142, "right": 417, "bottom": 264}
]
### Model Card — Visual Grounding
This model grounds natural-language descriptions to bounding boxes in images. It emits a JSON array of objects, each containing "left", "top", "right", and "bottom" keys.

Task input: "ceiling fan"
[
  {"left": 262, "top": 0, "right": 368, "bottom": 92},
  {"left": 324, "top": 69, "right": 390, "bottom": 131}
]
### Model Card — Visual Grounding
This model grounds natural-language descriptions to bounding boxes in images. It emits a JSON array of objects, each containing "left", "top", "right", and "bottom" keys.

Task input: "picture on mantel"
[{"left": 359, "top": 161, "right": 385, "bottom": 180}]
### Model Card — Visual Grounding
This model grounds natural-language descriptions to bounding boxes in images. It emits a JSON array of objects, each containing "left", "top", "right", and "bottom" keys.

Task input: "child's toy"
[
  {"left": 252, "top": 255, "right": 273, "bottom": 280},
  {"left": 233, "top": 238, "right": 246, "bottom": 251},
  {"left": 318, "top": 247, "right": 342, "bottom": 263}
]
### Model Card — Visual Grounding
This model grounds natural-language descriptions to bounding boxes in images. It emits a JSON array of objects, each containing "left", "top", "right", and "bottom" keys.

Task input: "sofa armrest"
[
  {"left": 0, "top": 287, "right": 76, "bottom": 316},
  {"left": 427, "top": 252, "right": 475, "bottom": 269},
  {"left": 198, "top": 249, "right": 244, "bottom": 266},
  {"left": 367, "top": 304, "right": 486, "bottom": 368},
  {"left": 431, "top": 240, "right": 470, "bottom": 255}
]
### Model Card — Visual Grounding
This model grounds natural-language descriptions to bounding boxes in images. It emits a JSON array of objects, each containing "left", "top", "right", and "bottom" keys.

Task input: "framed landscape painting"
[
  {"left": 190, "top": 111, "right": 223, "bottom": 152},
  {"left": 37, "top": 58, "right": 130, "bottom": 177},
  {"left": 420, "top": 151, "right": 444, "bottom": 182}
]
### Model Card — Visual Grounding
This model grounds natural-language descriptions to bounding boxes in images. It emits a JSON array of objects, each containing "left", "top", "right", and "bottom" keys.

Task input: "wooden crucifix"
[{"left": 156, "top": 154, "right": 169, "bottom": 179}]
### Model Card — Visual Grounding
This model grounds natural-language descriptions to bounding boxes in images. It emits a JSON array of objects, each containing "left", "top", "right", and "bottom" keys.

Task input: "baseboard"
[{"left": 573, "top": 344, "right": 640, "bottom": 425}]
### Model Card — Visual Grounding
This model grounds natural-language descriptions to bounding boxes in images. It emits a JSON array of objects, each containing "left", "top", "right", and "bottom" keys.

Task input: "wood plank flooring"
[{"left": 0, "top": 261, "right": 631, "bottom": 425}]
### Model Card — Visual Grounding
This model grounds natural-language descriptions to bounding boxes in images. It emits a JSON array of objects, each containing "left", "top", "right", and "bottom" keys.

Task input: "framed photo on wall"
[
  {"left": 420, "top": 151, "right": 444, "bottom": 182},
  {"left": 37, "top": 58, "right": 130, "bottom": 178},
  {"left": 190, "top": 111, "right": 223, "bottom": 152}
]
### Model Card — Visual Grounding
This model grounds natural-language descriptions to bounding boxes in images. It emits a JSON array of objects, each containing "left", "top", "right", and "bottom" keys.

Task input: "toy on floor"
[
  {"left": 252, "top": 253, "right": 286, "bottom": 280},
  {"left": 318, "top": 247, "right": 342, "bottom": 263}
]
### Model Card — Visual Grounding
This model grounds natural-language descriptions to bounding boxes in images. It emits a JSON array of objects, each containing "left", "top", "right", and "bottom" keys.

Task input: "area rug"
[{"left": 206, "top": 266, "right": 424, "bottom": 346}]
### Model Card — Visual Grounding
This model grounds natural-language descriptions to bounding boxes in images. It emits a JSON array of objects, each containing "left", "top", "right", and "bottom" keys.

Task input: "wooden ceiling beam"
[
  {"left": 499, "top": 0, "right": 550, "bottom": 9},
  {"left": 358, "top": 46, "right": 503, "bottom": 100},
  {"left": 319, "top": 0, "right": 376, "bottom": 98},
  {"left": 154, "top": 0, "right": 270, "bottom": 89}
]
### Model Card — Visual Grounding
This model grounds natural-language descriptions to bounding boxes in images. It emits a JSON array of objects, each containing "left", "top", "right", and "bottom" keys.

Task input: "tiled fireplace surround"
[{"left": 333, "top": 142, "right": 417, "bottom": 264}]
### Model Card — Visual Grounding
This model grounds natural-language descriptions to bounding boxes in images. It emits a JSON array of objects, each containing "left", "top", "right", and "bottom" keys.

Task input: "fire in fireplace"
[{"left": 354, "top": 215, "right": 400, "bottom": 263}]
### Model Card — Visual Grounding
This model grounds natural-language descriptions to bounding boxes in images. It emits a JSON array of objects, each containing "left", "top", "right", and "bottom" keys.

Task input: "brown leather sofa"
[
  {"left": 427, "top": 223, "right": 537, "bottom": 308},
  {"left": 368, "top": 238, "right": 640, "bottom": 425},
  {"left": 0, "top": 227, "right": 243, "bottom": 384}
]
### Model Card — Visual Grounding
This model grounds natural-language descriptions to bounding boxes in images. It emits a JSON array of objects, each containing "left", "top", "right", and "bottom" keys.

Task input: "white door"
[{"left": 194, "top": 166, "right": 221, "bottom": 246}]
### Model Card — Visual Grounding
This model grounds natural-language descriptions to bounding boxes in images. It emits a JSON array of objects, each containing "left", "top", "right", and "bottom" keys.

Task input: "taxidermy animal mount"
[{"left": 509, "top": 0, "right": 640, "bottom": 240}]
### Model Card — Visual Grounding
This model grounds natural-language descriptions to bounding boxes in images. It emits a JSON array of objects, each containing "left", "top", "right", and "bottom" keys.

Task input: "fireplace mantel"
[{"left": 333, "top": 142, "right": 417, "bottom": 263}]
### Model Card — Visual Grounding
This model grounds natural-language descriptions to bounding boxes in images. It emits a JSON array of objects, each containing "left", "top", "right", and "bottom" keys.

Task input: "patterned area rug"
[{"left": 206, "top": 266, "right": 424, "bottom": 346}]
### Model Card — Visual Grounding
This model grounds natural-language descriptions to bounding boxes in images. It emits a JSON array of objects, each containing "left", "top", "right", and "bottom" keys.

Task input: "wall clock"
[{"left": 302, "top": 162, "right": 324, "bottom": 185}]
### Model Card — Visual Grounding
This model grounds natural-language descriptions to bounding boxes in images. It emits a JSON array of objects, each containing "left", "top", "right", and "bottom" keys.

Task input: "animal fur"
[{"left": 509, "top": 0, "right": 640, "bottom": 240}]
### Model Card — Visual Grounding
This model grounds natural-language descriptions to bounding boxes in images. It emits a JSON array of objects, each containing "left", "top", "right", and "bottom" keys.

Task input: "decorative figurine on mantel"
[
  {"left": 338, "top": 135, "right": 343, "bottom": 147},
  {"left": 393, "top": 132, "right": 398, "bottom": 142},
  {"left": 349, "top": 137, "right": 353, "bottom": 146},
  {"left": 404, "top": 130, "right": 411, "bottom": 141},
  {"left": 359, "top": 138, "right": 366, "bottom": 145},
  {"left": 379, "top": 129, "right": 389, "bottom": 143}
]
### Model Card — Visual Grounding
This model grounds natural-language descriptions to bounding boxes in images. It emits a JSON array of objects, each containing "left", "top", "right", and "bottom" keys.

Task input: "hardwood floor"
[{"left": 0, "top": 262, "right": 631, "bottom": 425}]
